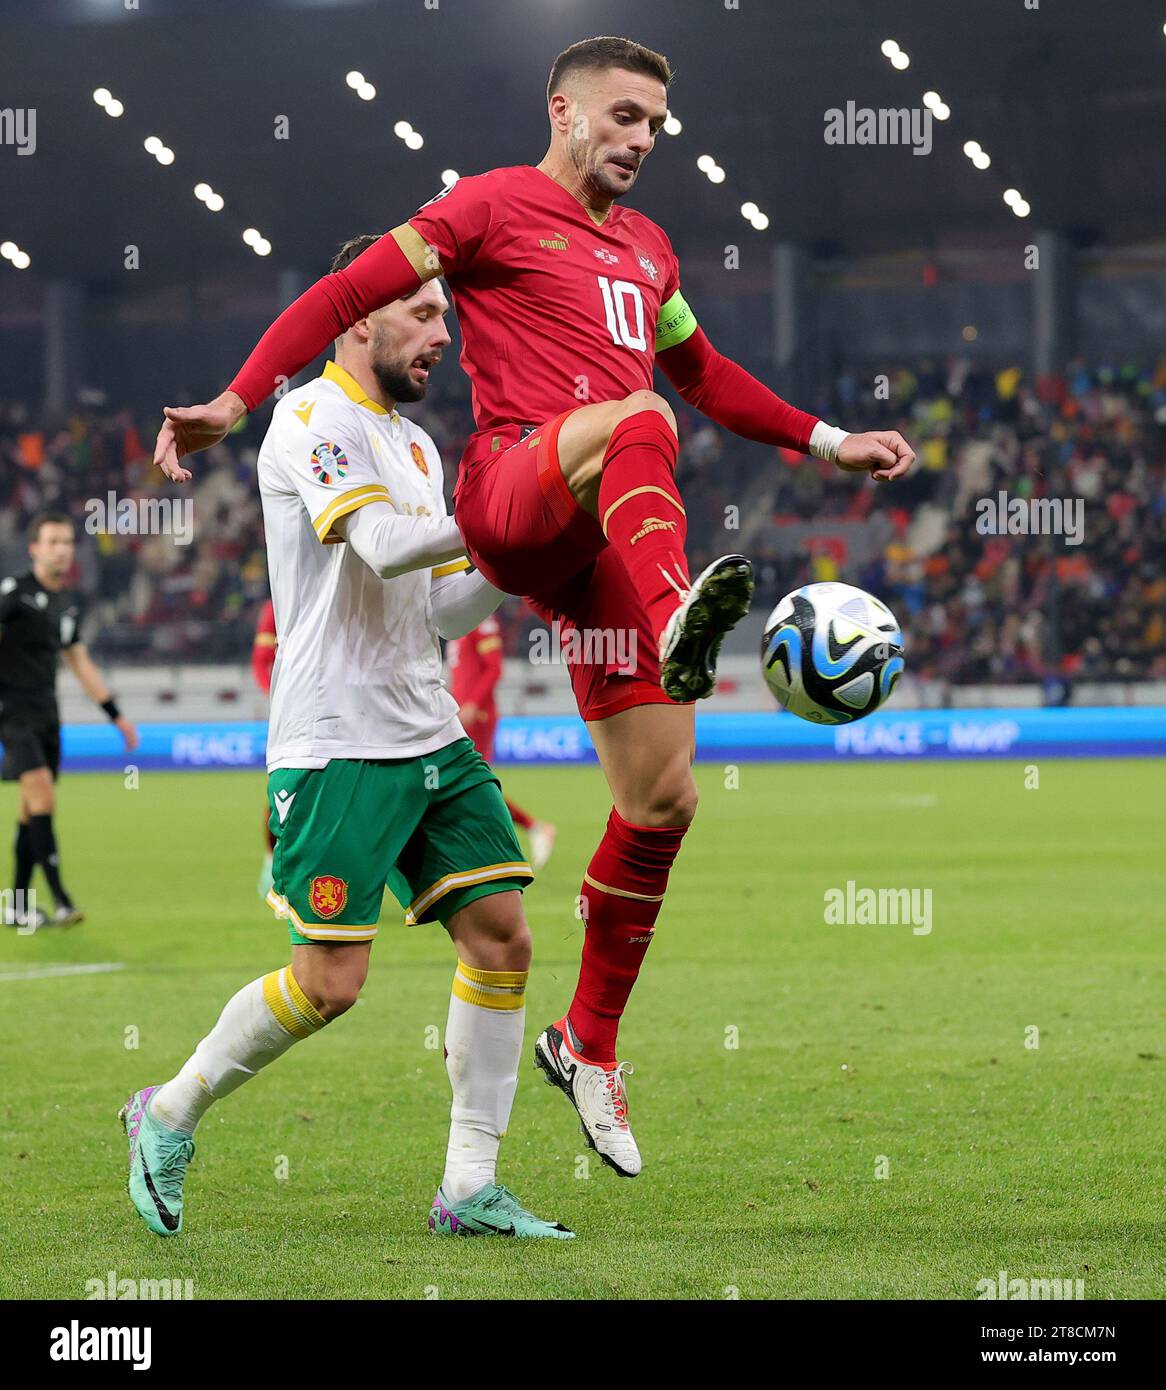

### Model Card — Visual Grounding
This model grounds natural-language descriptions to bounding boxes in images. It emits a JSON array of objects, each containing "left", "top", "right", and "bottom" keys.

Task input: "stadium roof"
[{"left": 2, "top": 0, "right": 1165, "bottom": 286}]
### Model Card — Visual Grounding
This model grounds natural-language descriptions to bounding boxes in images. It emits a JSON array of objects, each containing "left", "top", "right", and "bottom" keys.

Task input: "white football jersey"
[{"left": 257, "top": 359, "right": 470, "bottom": 769}]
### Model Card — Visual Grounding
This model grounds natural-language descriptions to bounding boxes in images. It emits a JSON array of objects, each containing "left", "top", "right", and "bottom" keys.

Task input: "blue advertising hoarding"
[{"left": 40, "top": 706, "right": 1166, "bottom": 772}]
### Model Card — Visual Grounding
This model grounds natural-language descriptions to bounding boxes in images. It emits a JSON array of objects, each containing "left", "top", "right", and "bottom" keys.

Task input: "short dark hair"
[
  {"left": 331, "top": 234, "right": 383, "bottom": 274},
  {"left": 28, "top": 511, "right": 74, "bottom": 543},
  {"left": 547, "top": 35, "right": 673, "bottom": 102},
  {"left": 329, "top": 234, "right": 428, "bottom": 304}
]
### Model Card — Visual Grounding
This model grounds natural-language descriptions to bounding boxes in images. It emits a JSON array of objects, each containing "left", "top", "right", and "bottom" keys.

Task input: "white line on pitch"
[{"left": 0, "top": 962, "right": 126, "bottom": 983}]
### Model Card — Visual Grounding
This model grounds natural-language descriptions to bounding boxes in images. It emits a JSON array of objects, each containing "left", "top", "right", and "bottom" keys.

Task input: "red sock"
[
  {"left": 597, "top": 411, "right": 690, "bottom": 643},
  {"left": 505, "top": 798, "right": 535, "bottom": 831},
  {"left": 565, "top": 807, "right": 688, "bottom": 1065}
]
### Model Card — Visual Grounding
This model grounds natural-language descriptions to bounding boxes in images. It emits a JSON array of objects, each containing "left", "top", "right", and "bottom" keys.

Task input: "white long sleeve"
[
  {"left": 431, "top": 567, "right": 506, "bottom": 640},
  {"left": 335, "top": 500, "right": 464, "bottom": 580}
]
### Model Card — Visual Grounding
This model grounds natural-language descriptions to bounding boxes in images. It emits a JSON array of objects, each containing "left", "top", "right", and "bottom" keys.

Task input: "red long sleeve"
[
  {"left": 228, "top": 234, "right": 422, "bottom": 411},
  {"left": 657, "top": 326, "right": 819, "bottom": 453}
]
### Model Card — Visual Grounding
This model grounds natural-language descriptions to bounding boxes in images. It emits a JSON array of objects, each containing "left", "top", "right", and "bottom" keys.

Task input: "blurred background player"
[
  {"left": 1, "top": 512, "right": 138, "bottom": 928},
  {"left": 448, "top": 612, "right": 556, "bottom": 870},
  {"left": 252, "top": 597, "right": 277, "bottom": 897}
]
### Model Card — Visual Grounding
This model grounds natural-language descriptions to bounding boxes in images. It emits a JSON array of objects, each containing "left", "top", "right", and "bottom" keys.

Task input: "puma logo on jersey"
[
  {"left": 629, "top": 516, "right": 678, "bottom": 546},
  {"left": 292, "top": 402, "right": 315, "bottom": 426},
  {"left": 274, "top": 789, "right": 296, "bottom": 824},
  {"left": 537, "top": 231, "right": 570, "bottom": 251}
]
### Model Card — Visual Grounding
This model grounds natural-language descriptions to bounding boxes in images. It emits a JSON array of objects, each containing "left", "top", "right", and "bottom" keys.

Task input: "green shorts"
[{"left": 265, "top": 737, "right": 532, "bottom": 945}]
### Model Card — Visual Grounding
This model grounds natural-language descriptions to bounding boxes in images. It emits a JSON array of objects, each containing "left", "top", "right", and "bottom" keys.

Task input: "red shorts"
[{"left": 455, "top": 410, "right": 674, "bottom": 722}]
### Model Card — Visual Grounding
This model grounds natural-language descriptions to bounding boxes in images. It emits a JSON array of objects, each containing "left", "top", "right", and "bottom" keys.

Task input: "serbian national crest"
[
  {"left": 309, "top": 875, "right": 348, "bottom": 919},
  {"left": 410, "top": 441, "right": 430, "bottom": 476},
  {"left": 636, "top": 249, "right": 659, "bottom": 281},
  {"left": 311, "top": 441, "right": 348, "bottom": 484}
]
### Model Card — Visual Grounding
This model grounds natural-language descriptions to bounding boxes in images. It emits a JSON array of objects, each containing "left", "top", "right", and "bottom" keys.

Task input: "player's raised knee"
[{"left": 616, "top": 389, "right": 676, "bottom": 435}]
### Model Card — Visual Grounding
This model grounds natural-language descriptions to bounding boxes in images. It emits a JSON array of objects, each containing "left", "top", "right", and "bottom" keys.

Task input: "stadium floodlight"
[
  {"left": 696, "top": 154, "right": 715, "bottom": 172},
  {"left": 156, "top": 146, "right": 175, "bottom": 166},
  {"left": 963, "top": 140, "right": 982, "bottom": 158},
  {"left": 922, "top": 91, "right": 941, "bottom": 109},
  {"left": 740, "top": 201, "right": 759, "bottom": 218},
  {"left": 1012, "top": 199, "right": 1031, "bottom": 218},
  {"left": 934, "top": 102, "right": 951, "bottom": 120},
  {"left": 93, "top": 88, "right": 111, "bottom": 107},
  {"left": 1002, "top": 187, "right": 1021, "bottom": 207},
  {"left": 393, "top": 120, "right": 413, "bottom": 138},
  {"left": 205, "top": 193, "right": 225, "bottom": 212},
  {"left": 663, "top": 112, "right": 682, "bottom": 135},
  {"left": 707, "top": 165, "right": 726, "bottom": 184},
  {"left": 357, "top": 82, "right": 376, "bottom": 101},
  {"left": 254, "top": 238, "right": 272, "bottom": 256},
  {"left": 12, "top": 250, "right": 30, "bottom": 269},
  {"left": 194, "top": 182, "right": 212, "bottom": 201},
  {"left": 891, "top": 50, "right": 909, "bottom": 70},
  {"left": 972, "top": 151, "right": 990, "bottom": 169},
  {"left": 751, "top": 212, "right": 770, "bottom": 231},
  {"left": 144, "top": 135, "right": 163, "bottom": 155},
  {"left": 405, "top": 131, "right": 424, "bottom": 150},
  {"left": 880, "top": 39, "right": 901, "bottom": 58},
  {"left": 105, "top": 98, "right": 124, "bottom": 117},
  {"left": 441, "top": 169, "right": 460, "bottom": 185},
  {"left": 345, "top": 71, "right": 364, "bottom": 89},
  {"left": 0, "top": 241, "right": 17, "bottom": 260},
  {"left": 242, "top": 227, "right": 261, "bottom": 247}
]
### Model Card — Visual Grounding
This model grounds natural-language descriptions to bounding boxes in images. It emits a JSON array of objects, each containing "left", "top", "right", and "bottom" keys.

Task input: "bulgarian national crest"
[
  {"left": 410, "top": 441, "right": 429, "bottom": 476},
  {"left": 309, "top": 875, "right": 348, "bottom": 919}
]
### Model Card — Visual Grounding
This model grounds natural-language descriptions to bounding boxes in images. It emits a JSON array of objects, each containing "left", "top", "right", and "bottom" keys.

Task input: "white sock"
[
  {"left": 149, "top": 967, "right": 327, "bottom": 1133},
  {"left": 441, "top": 959, "right": 527, "bottom": 1204}
]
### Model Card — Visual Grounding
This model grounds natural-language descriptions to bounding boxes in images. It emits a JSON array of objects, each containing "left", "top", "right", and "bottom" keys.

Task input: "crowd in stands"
[{"left": 2, "top": 354, "right": 1163, "bottom": 684}]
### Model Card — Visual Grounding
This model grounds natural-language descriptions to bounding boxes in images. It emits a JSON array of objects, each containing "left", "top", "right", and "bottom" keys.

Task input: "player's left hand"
[
  {"left": 116, "top": 717, "right": 140, "bottom": 752},
  {"left": 835, "top": 431, "right": 915, "bottom": 482}
]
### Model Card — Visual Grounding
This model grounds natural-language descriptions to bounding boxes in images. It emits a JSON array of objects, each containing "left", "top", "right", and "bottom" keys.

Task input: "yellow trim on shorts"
[
  {"left": 265, "top": 888, "right": 379, "bottom": 943},
  {"left": 432, "top": 557, "right": 471, "bottom": 579},
  {"left": 404, "top": 861, "right": 534, "bottom": 926},
  {"left": 313, "top": 483, "right": 393, "bottom": 543}
]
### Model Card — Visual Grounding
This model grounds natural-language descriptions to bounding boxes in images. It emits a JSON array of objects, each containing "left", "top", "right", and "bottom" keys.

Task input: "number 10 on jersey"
[{"left": 597, "top": 276, "right": 647, "bottom": 352}]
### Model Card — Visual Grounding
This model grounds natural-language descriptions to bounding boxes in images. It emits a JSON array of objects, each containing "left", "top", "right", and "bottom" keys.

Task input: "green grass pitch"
[{"left": 0, "top": 757, "right": 1162, "bottom": 1299}]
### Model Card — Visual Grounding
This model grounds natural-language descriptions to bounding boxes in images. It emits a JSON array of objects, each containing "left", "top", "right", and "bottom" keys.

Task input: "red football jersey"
[
  {"left": 448, "top": 615, "right": 504, "bottom": 711},
  {"left": 409, "top": 166, "right": 679, "bottom": 439}
]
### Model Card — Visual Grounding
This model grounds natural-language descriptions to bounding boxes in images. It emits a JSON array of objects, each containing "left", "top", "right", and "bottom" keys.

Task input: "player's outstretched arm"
[
  {"left": 333, "top": 501, "right": 465, "bottom": 581},
  {"left": 430, "top": 568, "right": 506, "bottom": 641},
  {"left": 153, "top": 228, "right": 432, "bottom": 483},
  {"left": 657, "top": 323, "right": 914, "bottom": 482}
]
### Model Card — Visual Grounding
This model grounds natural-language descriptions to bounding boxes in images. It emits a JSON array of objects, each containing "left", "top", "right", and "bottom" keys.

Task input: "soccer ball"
[{"left": 760, "top": 582, "right": 904, "bottom": 723}]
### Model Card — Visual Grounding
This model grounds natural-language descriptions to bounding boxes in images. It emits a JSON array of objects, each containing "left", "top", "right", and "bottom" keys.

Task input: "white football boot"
[
  {"left": 659, "top": 554, "right": 754, "bottom": 702},
  {"left": 534, "top": 1020, "right": 642, "bottom": 1177}
]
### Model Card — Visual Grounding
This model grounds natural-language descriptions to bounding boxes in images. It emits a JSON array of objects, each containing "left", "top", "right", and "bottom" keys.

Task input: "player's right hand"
[{"left": 153, "top": 391, "right": 247, "bottom": 482}]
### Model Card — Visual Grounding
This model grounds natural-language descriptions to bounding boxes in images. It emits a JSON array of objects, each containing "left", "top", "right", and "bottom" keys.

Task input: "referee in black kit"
[{"left": 0, "top": 512, "right": 138, "bottom": 928}]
